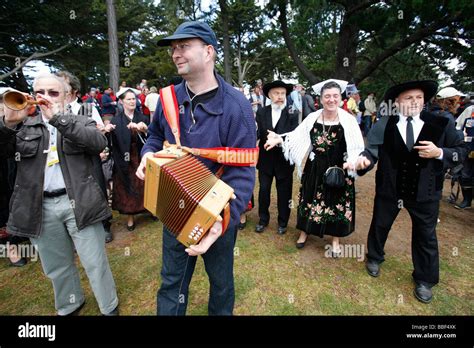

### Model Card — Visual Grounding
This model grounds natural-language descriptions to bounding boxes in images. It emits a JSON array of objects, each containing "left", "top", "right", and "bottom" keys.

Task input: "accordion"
[{"left": 144, "top": 146, "right": 234, "bottom": 247}]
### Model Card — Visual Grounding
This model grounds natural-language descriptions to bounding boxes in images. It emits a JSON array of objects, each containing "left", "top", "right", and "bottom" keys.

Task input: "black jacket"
[
  {"left": 302, "top": 94, "right": 316, "bottom": 120},
  {"left": 256, "top": 105, "right": 298, "bottom": 179},
  {"left": 0, "top": 113, "right": 110, "bottom": 238},
  {"left": 357, "top": 111, "right": 466, "bottom": 202}
]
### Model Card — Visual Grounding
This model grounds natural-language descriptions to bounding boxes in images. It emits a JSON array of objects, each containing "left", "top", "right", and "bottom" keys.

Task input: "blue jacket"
[
  {"left": 142, "top": 73, "right": 257, "bottom": 229},
  {"left": 101, "top": 93, "right": 116, "bottom": 115}
]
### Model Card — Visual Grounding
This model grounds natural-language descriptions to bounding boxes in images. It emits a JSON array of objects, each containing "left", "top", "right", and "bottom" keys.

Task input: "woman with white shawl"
[{"left": 264, "top": 80, "right": 365, "bottom": 256}]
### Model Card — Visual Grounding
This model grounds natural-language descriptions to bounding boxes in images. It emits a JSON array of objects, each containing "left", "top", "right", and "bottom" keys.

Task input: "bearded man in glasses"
[{"left": 0, "top": 73, "right": 119, "bottom": 316}]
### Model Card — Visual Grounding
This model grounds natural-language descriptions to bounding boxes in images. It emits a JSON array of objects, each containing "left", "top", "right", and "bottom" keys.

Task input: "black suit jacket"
[
  {"left": 256, "top": 105, "right": 298, "bottom": 179},
  {"left": 358, "top": 111, "right": 466, "bottom": 202}
]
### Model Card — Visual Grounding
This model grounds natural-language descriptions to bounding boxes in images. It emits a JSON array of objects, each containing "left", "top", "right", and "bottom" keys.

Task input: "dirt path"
[{"left": 246, "top": 167, "right": 473, "bottom": 263}]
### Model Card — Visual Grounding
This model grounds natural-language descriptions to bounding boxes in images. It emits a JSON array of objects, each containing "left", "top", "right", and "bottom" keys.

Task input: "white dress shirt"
[
  {"left": 145, "top": 93, "right": 160, "bottom": 113},
  {"left": 69, "top": 99, "right": 104, "bottom": 126},
  {"left": 42, "top": 115, "right": 66, "bottom": 191},
  {"left": 397, "top": 113, "right": 443, "bottom": 159},
  {"left": 397, "top": 113, "right": 423, "bottom": 145},
  {"left": 271, "top": 102, "right": 286, "bottom": 128}
]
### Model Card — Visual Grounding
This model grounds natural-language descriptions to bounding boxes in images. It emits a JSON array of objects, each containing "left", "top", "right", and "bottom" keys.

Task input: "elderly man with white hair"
[{"left": 0, "top": 73, "right": 119, "bottom": 315}]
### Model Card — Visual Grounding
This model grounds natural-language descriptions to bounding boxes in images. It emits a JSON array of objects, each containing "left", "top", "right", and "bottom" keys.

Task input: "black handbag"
[{"left": 323, "top": 166, "right": 345, "bottom": 188}]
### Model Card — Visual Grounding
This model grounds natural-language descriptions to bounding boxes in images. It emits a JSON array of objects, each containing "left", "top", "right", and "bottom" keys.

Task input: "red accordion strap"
[
  {"left": 159, "top": 85, "right": 259, "bottom": 167},
  {"left": 221, "top": 203, "right": 231, "bottom": 236},
  {"left": 181, "top": 146, "right": 259, "bottom": 167},
  {"left": 159, "top": 85, "right": 181, "bottom": 147}
]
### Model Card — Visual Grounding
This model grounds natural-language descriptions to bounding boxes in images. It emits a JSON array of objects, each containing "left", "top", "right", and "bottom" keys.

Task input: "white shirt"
[
  {"left": 397, "top": 113, "right": 423, "bottom": 145},
  {"left": 271, "top": 101, "right": 286, "bottom": 128},
  {"left": 69, "top": 99, "right": 104, "bottom": 126},
  {"left": 397, "top": 113, "right": 443, "bottom": 160},
  {"left": 456, "top": 105, "right": 473, "bottom": 130},
  {"left": 145, "top": 93, "right": 160, "bottom": 113},
  {"left": 42, "top": 115, "right": 66, "bottom": 192}
]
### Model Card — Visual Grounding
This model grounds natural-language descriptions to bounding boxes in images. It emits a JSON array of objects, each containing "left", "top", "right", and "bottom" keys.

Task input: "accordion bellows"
[{"left": 144, "top": 147, "right": 234, "bottom": 247}]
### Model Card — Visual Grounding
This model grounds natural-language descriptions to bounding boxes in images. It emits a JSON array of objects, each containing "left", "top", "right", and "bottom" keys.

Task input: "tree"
[
  {"left": 118, "top": 0, "right": 202, "bottom": 88},
  {"left": 210, "top": 0, "right": 270, "bottom": 87},
  {"left": 0, "top": 0, "right": 154, "bottom": 92},
  {"left": 106, "top": 0, "right": 120, "bottom": 92},
  {"left": 218, "top": 0, "right": 232, "bottom": 83},
  {"left": 271, "top": 0, "right": 473, "bottom": 91}
]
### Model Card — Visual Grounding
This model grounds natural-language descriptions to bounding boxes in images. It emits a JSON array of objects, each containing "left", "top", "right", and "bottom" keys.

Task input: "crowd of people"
[{"left": 0, "top": 20, "right": 472, "bottom": 315}]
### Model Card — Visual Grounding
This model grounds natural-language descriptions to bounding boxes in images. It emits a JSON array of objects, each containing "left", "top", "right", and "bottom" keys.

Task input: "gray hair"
[
  {"left": 55, "top": 71, "right": 81, "bottom": 92},
  {"left": 33, "top": 73, "right": 71, "bottom": 95}
]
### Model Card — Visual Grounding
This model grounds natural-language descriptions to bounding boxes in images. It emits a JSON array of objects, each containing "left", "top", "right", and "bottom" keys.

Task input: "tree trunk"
[
  {"left": 334, "top": 12, "right": 358, "bottom": 82},
  {"left": 218, "top": 0, "right": 232, "bottom": 83},
  {"left": 106, "top": 0, "right": 120, "bottom": 92},
  {"left": 237, "top": 38, "right": 243, "bottom": 86},
  {"left": 277, "top": 0, "right": 319, "bottom": 85}
]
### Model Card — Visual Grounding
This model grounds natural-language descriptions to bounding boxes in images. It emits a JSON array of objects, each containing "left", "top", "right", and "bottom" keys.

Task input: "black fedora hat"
[
  {"left": 263, "top": 80, "right": 293, "bottom": 98},
  {"left": 383, "top": 80, "right": 438, "bottom": 103}
]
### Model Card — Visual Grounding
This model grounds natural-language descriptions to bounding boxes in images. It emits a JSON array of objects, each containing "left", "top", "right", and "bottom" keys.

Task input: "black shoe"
[
  {"left": 127, "top": 223, "right": 135, "bottom": 231},
  {"left": 454, "top": 200, "right": 472, "bottom": 209},
  {"left": 295, "top": 236, "right": 308, "bottom": 249},
  {"left": 105, "top": 231, "right": 113, "bottom": 243},
  {"left": 255, "top": 224, "right": 267, "bottom": 233},
  {"left": 9, "top": 257, "right": 27, "bottom": 267},
  {"left": 277, "top": 226, "right": 287, "bottom": 235},
  {"left": 103, "top": 305, "right": 119, "bottom": 316},
  {"left": 331, "top": 247, "right": 342, "bottom": 258},
  {"left": 238, "top": 221, "right": 247, "bottom": 230},
  {"left": 366, "top": 259, "right": 380, "bottom": 277},
  {"left": 455, "top": 188, "right": 472, "bottom": 209},
  {"left": 61, "top": 301, "right": 85, "bottom": 316},
  {"left": 414, "top": 284, "right": 433, "bottom": 304},
  {"left": 447, "top": 196, "right": 456, "bottom": 204}
]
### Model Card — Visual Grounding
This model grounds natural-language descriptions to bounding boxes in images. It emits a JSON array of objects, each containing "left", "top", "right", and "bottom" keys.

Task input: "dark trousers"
[
  {"left": 460, "top": 157, "right": 473, "bottom": 188},
  {"left": 361, "top": 115, "right": 372, "bottom": 136},
  {"left": 367, "top": 196, "right": 440, "bottom": 287},
  {"left": 258, "top": 170, "right": 293, "bottom": 227},
  {"left": 157, "top": 225, "right": 236, "bottom": 316}
]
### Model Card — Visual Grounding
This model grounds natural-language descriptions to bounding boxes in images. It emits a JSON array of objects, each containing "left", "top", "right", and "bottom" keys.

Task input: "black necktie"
[{"left": 406, "top": 116, "right": 414, "bottom": 151}]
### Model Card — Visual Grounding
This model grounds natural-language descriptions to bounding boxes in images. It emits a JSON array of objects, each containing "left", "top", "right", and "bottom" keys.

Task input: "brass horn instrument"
[{"left": 3, "top": 90, "right": 49, "bottom": 111}]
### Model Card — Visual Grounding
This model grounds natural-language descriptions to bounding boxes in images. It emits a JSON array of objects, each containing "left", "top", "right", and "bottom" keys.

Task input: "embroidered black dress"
[{"left": 296, "top": 121, "right": 355, "bottom": 237}]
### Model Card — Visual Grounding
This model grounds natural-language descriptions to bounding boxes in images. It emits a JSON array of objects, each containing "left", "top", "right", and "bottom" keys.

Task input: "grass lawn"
[{"left": 0, "top": 169, "right": 472, "bottom": 316}]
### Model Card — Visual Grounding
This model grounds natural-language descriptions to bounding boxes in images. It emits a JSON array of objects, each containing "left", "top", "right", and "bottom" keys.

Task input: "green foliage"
[
  {"left": 274, "top": 0, "right": 473, "bottom": 92},
  {"left": 0, "top": 0, "right": 472, "bottom": 94}
]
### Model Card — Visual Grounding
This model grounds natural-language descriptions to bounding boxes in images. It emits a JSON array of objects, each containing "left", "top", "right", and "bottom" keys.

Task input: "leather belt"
[{"left": 43, "top": 188, "right": 67, "bottom": 198}]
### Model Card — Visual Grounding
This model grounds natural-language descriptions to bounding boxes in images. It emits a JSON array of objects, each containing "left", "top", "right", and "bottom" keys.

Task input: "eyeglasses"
[
  {"left": 168, "top": 43, "right": 208, "bottom": 56},
  {"left": 34, "top": 89, "right": 61, "bottom": 97}
]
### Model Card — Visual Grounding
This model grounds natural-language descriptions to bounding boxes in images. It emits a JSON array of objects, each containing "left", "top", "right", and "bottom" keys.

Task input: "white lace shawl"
[{"left": 281, "top": 108, "right": 365, "bottom": 178}]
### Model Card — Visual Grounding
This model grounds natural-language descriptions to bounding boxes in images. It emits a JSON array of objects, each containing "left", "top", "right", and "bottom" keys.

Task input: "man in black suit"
[
  {"left": 355, "top": 80, "right": 466, "bottom": 303},
  {"left": 255, "top": 81, "right": 298, "bottom": 234}
]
